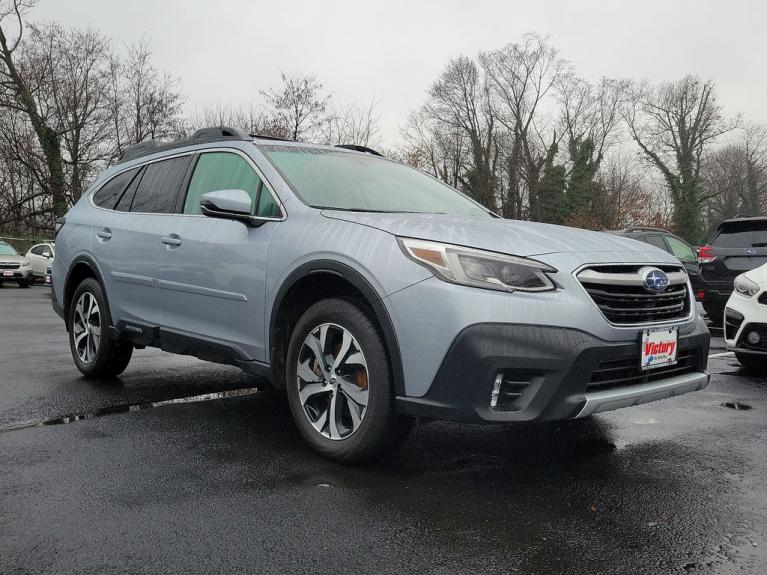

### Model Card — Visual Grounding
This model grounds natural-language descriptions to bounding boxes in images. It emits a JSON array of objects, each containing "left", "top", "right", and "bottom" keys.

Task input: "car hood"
[
  {"left": 322, "top": 211, "right": 661, "bottom": 257},
  {"left": 744, "top": 262, "right": 767, "bottom": 285},
  {"left": 0, "top": 254, "right": 24, "bottom": 263}
]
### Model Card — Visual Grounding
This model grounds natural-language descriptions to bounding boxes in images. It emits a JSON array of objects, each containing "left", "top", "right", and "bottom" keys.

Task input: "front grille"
[
  {"left": 725, "top": 309, "right": 744, "bottom": 340},
  {"left": 577, "top": 264, "right": 691, "bottom": 325},
  {"left": 0, "top": 262, "right": 20, "bottom": 270},
  {"left": 587, "top": 350, "right": 698, "bottom": 392}
]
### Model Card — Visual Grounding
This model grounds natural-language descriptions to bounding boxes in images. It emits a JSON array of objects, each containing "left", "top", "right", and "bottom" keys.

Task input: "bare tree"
[
  {"left": 118, "top": 40, "right": 185, "bottom": 150},
  {"left": 422, "top": 55, "right": 498, "bottom": 208},
  {"left": 482, "top": 34, "right": 567, "bottom": 218},
  {"left": 322, "top": 100, "right": 380, "bottom": 148},
  {"left": 0, "top": 0, "right": 67, "bottom": 217},
  {"left": 261, "top": 72, "right": 329, "bottom": 141},
  {"left": 623, "top": 76, "right": 735, "bottom": 242}
]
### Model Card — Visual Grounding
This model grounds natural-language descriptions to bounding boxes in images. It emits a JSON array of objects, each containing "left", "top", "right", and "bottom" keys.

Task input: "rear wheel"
[
  {"left": 285, "top": 298, "right": 412, "bottom": 462},
  {"left": 735, "top": 352, "right": 767, "bottom": 373},
  {"left": 68, "top": 278, "right": 133, "bottom": 378}
]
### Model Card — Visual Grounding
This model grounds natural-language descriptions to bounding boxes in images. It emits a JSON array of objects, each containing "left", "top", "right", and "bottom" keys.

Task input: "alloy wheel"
[
  {"left": 72, "top": 292, "right": 101, "bottom": 364},
  {"left": 296, "top": 322, "right": 369, "bottom": 440}
]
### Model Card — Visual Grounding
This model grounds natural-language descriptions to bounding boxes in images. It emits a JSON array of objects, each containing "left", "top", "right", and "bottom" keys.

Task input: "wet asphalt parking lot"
[{"left": 1, "top": 285, "right": 766, "bottom": 575}]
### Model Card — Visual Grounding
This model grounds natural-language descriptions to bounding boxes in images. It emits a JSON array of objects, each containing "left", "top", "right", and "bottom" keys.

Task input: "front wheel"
[
  {"left": 735, "top": 352, "right": 767, "bottom": 373},
  {"left": 68, "top": 278, "right": 133, "bottom": 378},
  {"left": 285, "top": 298, "right": 412, "bottom": 462}
]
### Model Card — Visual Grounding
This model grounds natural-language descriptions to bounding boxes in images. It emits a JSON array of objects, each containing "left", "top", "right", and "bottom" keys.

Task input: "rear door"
[
  {"left": 155, "top": 149, "right": 282, "bottom": 362},
  {"left": 91, "top": 155, "right": 193, "bottom": 326}
]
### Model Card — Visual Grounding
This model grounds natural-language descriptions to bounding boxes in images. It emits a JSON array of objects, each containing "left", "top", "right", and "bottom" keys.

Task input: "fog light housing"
[
  {"left": 490, "top": 374, "right": 503, "bottom": 408},
  {"left": 747, "top": 331, "right": 761, "bottom": 346}
]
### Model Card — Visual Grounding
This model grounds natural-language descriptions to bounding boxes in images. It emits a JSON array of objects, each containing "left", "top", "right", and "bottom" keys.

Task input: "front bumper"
[
  {"left": 396, "top": 320, "right": 710, "bottom": 423},
  {"left": 724, "top": 289, "right": 767, "bottom": 356},
  {"left": 0, "top": 268, "right": 33, "bottom": 282}
]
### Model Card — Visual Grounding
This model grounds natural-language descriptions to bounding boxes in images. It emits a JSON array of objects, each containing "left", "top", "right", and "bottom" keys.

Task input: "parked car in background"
[
  {"left": 605, "top": 228, "right": 701, "bottom": 293},
  {"left": 698, "top": 216, "right": 767, "bottom": 326},
  {"left": 0, "top": 240, "right": 34, "bottom": 288},
  {"left": 52, "top": 126, "right": 710, "bottom": 462},
  {"left": 25, "top": 241, "right": 55, "bottom": 283},
  {"left": 724, "top": 263, "right": 767, "bottom": 370}
]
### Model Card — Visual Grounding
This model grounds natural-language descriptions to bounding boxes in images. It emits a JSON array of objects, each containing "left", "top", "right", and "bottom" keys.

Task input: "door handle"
[
  {"left": 96, "top": 228, "right": 112, "bottom": 241},
  {"left": 161, "top": 234, "right": 182, "bottom": 247}
]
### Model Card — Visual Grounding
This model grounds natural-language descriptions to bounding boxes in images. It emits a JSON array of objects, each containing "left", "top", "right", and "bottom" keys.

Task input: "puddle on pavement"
[
  {"left": 0, "top": 387, "right": 260, "bottom": 433},
  {"left": 722, "top": 402, "right": 753, "bottom": 411}
]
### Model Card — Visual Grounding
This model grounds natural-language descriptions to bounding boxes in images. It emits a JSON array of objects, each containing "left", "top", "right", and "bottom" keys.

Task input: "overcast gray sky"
[{"left": 39, "top": 0, "right": 767, "bottom": 145}]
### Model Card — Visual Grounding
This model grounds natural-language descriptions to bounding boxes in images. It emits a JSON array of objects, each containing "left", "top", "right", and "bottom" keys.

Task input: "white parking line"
[{"left": 708, "top": 351, "right": 735, "bottom": 359}]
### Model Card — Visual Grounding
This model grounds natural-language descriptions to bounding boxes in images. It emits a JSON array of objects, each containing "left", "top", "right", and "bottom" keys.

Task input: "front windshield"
[
  {"left": 260, "top": 145, "right": 492, "bottom": 217},
  {"left": 0, "top": 243, "right": 19, "bottom": 256}
]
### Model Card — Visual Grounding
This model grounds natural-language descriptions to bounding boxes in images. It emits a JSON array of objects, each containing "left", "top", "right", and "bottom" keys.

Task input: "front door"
[{"left": 155, "top": 150, "right": 282, "bottom": 362}]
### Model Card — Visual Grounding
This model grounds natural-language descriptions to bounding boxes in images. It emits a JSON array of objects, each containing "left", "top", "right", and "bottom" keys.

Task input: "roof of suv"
[{"left": 118, "top": 126, "right": 383, "bottom": 165}]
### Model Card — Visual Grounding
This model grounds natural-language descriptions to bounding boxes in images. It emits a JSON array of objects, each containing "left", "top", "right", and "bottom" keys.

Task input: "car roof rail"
[
  {"left": 117, "top": 126, "right": 252, "bottom": 164},
  {"left": 335, "top": 144, "right": 383, "bottom": 157},
  {"left": 250, "top": 133, "right": 294, "bottom": 142},
  {"left": 623, "top": 226, "right": 669, "bottom": 233}
]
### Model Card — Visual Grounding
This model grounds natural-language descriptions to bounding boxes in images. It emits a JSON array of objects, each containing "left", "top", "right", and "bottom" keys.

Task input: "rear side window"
[
  {"left": 711, "top": 221, "right": 767, "bottom": 247},
  {"left": 644, "top": 235, "right": 669, "bottom": 252},
  {"left": 92, "top": 168, "right": 139, "bottom": 209},
  {"left": 130, "top": 156, "right": 192, "bottom": 214},
  {"left": 183, "top": 152, "right": 262, "bottom": 215},
  {"left": 115, "top": 168, "right": 144, "bottom": 212},
  {"left": 665, "top": 236, "right": 696, "bottom": 262}
]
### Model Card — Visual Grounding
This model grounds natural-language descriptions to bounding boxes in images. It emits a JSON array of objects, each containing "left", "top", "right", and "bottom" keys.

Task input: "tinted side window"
[
  {"left": 115, "top": 167, "right": 144, "bottom": 212},
  {"left": 644, "top": 235, "right": 669, "bottom": 252},
  {"left": 30, "top": 245, "right": 43, "bottom": 255},
  {"left": 184, "top": 152, "right": 261, "bottom": 215},
  {"left": 92, "top": 168, "right": 139, "bottom": 209},
  {"left": 131, "top": 156, "right": 192, "bottom": 214}
]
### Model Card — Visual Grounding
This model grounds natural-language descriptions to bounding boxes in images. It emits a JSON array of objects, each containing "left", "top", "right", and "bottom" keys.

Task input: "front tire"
[
  {"left": 285, "top": 298, "right": 412, "bottom": 462},
  {"left": 68, "top": 278, "right": 133, "bottom": 378},
  {"left": 735, "top": 352, "right": 767, "bottom": 373},
  {"left": 18, "top": 279, "right": 30, "bottom": 288}
]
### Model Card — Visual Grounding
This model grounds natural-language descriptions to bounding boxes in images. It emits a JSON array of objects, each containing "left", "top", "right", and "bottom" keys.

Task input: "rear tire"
[
  {"left": 68, "top": 278, "right": 133, "bottom": 378},
  {"left": 735, "top": 352, "right": 767, "bottom": 373},
  {"left": 285, "top": 298, "right": 412, "bottom": 462}
]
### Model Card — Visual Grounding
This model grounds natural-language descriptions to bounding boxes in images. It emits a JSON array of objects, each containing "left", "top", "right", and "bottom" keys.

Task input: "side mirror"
[{"left": 200, "top": 189, "right": 264, "bottom": 227}]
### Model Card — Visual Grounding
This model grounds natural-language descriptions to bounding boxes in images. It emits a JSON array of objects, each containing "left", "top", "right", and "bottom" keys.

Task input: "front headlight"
[
  {"left": 734, "top": 274, "right": 760, "bottom": 298},
  {"left": 397, "top": 237, "right": 557, "bottom": 293},
  {"left": 21, "top": 259, "right": 31, "bottom": 268}
]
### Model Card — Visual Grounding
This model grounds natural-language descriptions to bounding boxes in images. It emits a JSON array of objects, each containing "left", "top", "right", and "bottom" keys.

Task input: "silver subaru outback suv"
[{"left": 52, "top": 127, "right": 710, "bottom": 461}]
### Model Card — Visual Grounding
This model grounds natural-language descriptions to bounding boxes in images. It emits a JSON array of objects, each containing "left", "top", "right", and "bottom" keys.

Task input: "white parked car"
[
  {"left": 724, "top": 263, "right": 767, "bottom": 371},
  {"left": 25, "top": 242, "right": 55, "bottom": 283}
]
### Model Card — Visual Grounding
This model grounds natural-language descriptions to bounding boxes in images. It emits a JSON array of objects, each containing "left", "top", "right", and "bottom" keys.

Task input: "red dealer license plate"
[{"left": 640, "top": 326, "right": 678, "bottom": 370}]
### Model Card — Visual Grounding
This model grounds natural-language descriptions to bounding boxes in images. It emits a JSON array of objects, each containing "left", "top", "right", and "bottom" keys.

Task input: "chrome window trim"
[
  {"left": 572, "top": 262, "right": 695, "bottom": 329},
  {"left": 88, "top": 146, "right": 287, "bottom": 221}
]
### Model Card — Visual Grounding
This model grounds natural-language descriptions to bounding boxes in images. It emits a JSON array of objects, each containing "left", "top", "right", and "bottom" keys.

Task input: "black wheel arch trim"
[
  {"left": 269, "top": 260, "right": 406, "bottom": 396},
  {"left": 63, "top": 254, "right": 111, "bottom": 331}
]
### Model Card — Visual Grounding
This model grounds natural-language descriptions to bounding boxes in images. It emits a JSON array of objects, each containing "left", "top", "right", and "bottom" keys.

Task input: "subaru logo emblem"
[
  {"left": 641, "top": 267, "right": 669, "bottom": 293},
  {"left": 746, "top": 248, "right": 757, "bottom": 256}
]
